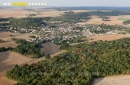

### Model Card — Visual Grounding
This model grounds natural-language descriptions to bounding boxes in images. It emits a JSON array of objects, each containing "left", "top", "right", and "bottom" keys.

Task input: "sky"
[{"left": 0, "top": 0, "right": 130, "bottom": 7}]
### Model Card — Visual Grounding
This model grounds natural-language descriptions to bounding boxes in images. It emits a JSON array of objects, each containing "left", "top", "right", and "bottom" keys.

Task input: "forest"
[
  {"left": 6, "top": 37, "right": 130, "bottom": 85},
  {"left": 9, "top": 18, "right": 46, "bottom": 29},
  {"left": 12, "top": 38, "right": 44, "bottom": 58}
]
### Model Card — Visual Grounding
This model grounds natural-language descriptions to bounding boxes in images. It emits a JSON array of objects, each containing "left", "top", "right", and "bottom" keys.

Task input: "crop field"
[
  {"left": 77, "top": 15, "right": 130, "bottom": 25},
  {"left": 0, "top": 8, "right": 37, "bottom": 18},
  {"left": 0, "top": 32, "right": 37, "bottom": 48},
  {"left": 92, "top": 75, "right": 130, "bottom": 85},
  {"left": 0, "top": 8, "right": 65, "bottom": 18},
  {"left": 0, "top": 51, "right": 32, "bottom": 85},
  {"left": 90, "top": 34, "right": 129, "bottom": 41},
  {"left": 118, "top": 18, "right": 130, "bottom": 21}
]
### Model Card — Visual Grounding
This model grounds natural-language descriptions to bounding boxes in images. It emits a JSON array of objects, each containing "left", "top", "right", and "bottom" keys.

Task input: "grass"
[{"left": 118, "top": 18, "right": 130, "bottom": 21}]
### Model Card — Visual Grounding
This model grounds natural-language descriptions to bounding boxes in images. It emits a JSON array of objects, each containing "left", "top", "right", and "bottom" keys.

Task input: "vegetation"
[
  {"left": 6, "top": 38, "right": 130, "bottom": 85},
  {"left": 53, "top": 11, "right": 91, "bottom": 23},
  {"left": 118, "top": 18, "right": 130, "bottom": 21},
  {"left": 12, "top": 38, "right": 44, "bottom": 58},
  {"left": 45, "top": 54, "right": 51, "bottom": 59},
  {"left": 53, "top": 11, "right": 130, "bottom": 23},
  {"left": 0, "top": 47, "right": 12, "bottom": 52},
  {"left": 99, "top": 16, "right": 110, "bottom": 21},
  {"left": 9, "top": 18, "right": 46, "bottom": 29},
  {"left": 0, "top": 39, "right": 5, "bottom": 43},
  {"left": 123, "top": 20, "right": 130, "bottom": 24},
  {"left": 60, "top": 40, "right": 69, "bottom": 49}
]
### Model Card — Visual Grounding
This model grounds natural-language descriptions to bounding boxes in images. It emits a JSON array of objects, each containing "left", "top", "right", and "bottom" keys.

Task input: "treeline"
[
  {"left": 0, "top": 18, "right": 9, "bottom": 22},
  {"left": 12, "top": 38, "right": 44, "bottom": 58},
  {"left": 0, "top": 47, "right": 12, "bottom": 52},
  {"left": 9, "top": 18, "right": 46, "bottom": 29},
  {"left": 6, "top": 38, "right": 130, "bottom": 85},
  {"left": 53, "top": 11, "right": 91, "bottom": 23},
  {"left": 0, "top": 39, "right": 5, "bottom": 43},
  {"left": 123, "top": 20, "right": 130, "bottom": 24},
  {"left": 53, "top": 11, "right": 130, "bottom": 23}
]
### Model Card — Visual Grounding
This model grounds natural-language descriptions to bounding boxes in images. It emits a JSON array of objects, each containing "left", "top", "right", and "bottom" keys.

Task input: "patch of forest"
[
  {"left": 12, "top": 38, "right": 44, "bottom": 58},
  {"left": 6, "top": 38, "right": 130, "bottom": 85},
  {"left": 9, "top": 18, "right": 47, "bottom": 29}
]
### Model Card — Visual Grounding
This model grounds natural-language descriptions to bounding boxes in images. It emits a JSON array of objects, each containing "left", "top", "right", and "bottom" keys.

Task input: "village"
[{"left": 1, "top": 20, "right": 128, "bottom": 45}]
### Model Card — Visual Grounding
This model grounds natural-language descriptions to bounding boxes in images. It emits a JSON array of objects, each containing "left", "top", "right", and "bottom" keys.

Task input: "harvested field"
[
  {"left": 0, "top": 32, "right": 20, "bottom": 39},
  {"left": 34, "top": 11, "right": 65, "bottom": 17},
  {"left": 41, "top": 42, "right": 60, "bottom": 54},
  {"left": 0, "top": 32, "right": 37, "bottom": 48},
  {"left": 0, "top": 51, "right": 32, "bottom": 85},
  {"left": 0, "top": 8, "right": 65, "bottom": 18},
  {"left": 0, "top": 51, "right": 32, "bottom": 72},
  {"left": 0, "top": 41, "right": 17, "bottom": 48},
  {"left": 90, "top": 34, "right": 129, "bottom": 41},
  {"left": 77, "top": 15, "right": 130, "bottom": 25},
  {"left": 0, "top": 8, "right": 37, "bottom": 18},
  {"left": 92, "top": 75, "right": 130, "bottom": 85}
]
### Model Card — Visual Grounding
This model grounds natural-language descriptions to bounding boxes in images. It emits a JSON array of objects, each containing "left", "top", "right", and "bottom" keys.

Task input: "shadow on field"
[
  {"left": 0, "top": 51, "right": 14, "bottom": 73},
  {"left": 91, "top": 77, "right": 105, "bottom": 85}
]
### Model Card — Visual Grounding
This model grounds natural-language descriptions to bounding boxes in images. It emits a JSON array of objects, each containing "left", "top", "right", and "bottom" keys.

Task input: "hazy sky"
[{"left": 0, "top": 0, "right": 130, "bottom": 7}]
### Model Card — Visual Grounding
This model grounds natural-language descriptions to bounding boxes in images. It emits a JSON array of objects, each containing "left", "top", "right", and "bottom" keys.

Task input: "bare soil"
[
  {"left": 41, "top": 42, "right": 60, "bottom": 54},
  {"left": 0, "top": 51, "right": 32, "bottom": 85}
]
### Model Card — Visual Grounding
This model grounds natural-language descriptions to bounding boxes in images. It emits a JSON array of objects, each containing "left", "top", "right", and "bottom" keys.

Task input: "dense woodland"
[
  {"left": 7, "top": 38, "right": 130, "bottom": 85},
  {"left": 9, "top": 18, "right": 46, "bottom": 29},
  {"left": 12, "top": 38, "right": 44, "bottom": 58}
]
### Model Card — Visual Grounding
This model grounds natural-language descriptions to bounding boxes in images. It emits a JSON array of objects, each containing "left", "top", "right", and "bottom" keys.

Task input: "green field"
[{"left": 118, "top": 18, "right": 130, "bottom": 21}]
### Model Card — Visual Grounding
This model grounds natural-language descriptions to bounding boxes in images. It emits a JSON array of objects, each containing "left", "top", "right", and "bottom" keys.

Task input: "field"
[
  {"left": 77, "top": 15, "right": 130, "bottom": 25},
  {"left": 41, "top": 42, "right": 60, "bottom": 54},
  {"left": 118, "top": 18, "right": 130, "bottom": 21},
  {"left": 0, "top": 32, "right": 37, "bottom": 48},
  {"left": 0, "top": 51, "right": 32, "bottom": 85},
  {"left": 90, "top": 34, "right": 129, "bottom": 41},
  {"left": 0, "top": 8, "right": 65, "bottom": 18},
  {"left": 0, "top": 8, "right": 37, "bottom": 18},
  {"left": 92, "top": 75, "right": 130, "bottom": 85}
]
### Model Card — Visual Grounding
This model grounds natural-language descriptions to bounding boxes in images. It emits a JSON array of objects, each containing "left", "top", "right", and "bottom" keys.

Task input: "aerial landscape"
[{"left": 0, "top": 0, "right": 130, "bottom": 85}]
